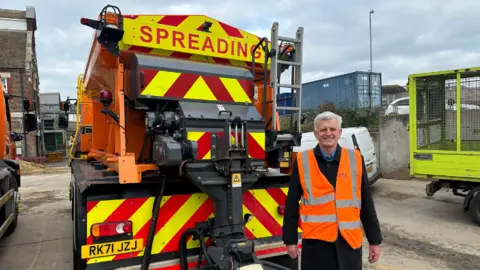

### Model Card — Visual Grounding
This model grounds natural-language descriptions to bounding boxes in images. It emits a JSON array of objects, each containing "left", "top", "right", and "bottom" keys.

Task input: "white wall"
[{"left": 0, "top": 18, "right": 27, "bottom": 31}]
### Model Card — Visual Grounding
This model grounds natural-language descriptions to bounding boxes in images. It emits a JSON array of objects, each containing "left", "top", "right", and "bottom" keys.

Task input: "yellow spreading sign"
[{"left": 119, "top": 18, "right": 271, "bottom": 63}]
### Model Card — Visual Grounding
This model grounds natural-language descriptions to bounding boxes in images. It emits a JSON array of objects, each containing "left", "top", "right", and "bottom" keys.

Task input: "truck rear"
[
  {"left": 61, "top": 5, "right": 304, "bottom": 270},
  {"left": 408, "top": 66, "right": 480, "bottom": 225}
]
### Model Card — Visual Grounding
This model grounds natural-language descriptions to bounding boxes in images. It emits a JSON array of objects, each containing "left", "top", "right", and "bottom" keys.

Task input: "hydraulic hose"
[
  {"left": 141, "top": 176, "right": 166, "bottom": 270},
  {"left": 179, "top": 228, "right": 213, "bottom": 270},
  {"left": 137, "top": 129, "right": 151, "bottom": 163}
]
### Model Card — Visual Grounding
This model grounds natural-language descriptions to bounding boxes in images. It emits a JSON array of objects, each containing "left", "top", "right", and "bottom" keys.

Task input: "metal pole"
[
  {"left": 369, "top": 9, "right": 374, "bottom": 108},
  {"left": 369, "top": 10, "right": 374, "bottom": 72}
]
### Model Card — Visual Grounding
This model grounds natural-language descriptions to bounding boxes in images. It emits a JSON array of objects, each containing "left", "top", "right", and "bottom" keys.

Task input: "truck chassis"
[{"left": 70, "top": 160, "right": 300, "bottom": 270}]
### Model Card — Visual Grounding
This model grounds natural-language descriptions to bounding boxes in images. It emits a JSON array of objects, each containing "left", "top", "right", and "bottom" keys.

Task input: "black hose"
[
  {"left": 140, "top": 176, "right": 166, "bottom": 270},
  {"left": 137, "top": 129, "right": 151, "bottom": 163},
  {"left": 179, "top": 228, "right": 213, "bottom": 270}
]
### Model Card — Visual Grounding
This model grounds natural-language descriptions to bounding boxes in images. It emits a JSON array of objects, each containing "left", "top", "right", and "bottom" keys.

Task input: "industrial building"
[
  {"left": 39, "top": 92, "right": 68, "bottom": 156},
  {"left": 300, "top": 71, "right": 382, "bottom": 111},
  {"left": 0, "top": 6, "right": 42, "bottom": 158}
]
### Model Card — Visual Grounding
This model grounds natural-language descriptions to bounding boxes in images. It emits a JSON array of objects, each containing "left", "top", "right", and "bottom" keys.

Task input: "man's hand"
[
  {"left": 286, "top": 244, "right": 300, "bottom": 259},
  {"left": 368, "top": 245, "right": 380, "bottom": 263}
]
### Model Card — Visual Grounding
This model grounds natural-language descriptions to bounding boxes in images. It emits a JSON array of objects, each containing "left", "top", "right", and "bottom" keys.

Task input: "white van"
[{"left": 293, "top": 127, "right": 381, "bottom": 185}]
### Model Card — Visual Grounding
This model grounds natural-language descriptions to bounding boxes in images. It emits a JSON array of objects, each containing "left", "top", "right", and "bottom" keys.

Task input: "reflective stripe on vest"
[{"left": 297, "top": 147, "right": 363, "bottom": 248}]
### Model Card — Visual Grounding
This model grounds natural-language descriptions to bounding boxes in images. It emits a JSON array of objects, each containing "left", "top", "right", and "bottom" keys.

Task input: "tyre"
[
  {"left": 1, "top": 173, "right": 19, "bottom": 238},
  {"left": 468, "top": 190, "right": 480, "bottom": 226}
]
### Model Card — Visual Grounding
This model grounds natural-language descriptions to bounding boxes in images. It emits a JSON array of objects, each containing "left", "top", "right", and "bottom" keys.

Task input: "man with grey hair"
[{"left": 282, "top": 111, "right": 382, "bottom": 270}]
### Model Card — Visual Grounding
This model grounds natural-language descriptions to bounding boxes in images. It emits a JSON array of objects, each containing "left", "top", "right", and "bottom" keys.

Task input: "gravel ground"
[{"left": 0, "top": 173, "right": 479, "bottom": 269}]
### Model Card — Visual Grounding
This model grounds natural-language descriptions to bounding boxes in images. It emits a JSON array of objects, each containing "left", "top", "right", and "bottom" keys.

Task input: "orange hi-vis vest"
[{"left": 297, "top": 147, "right": 363, "bottom": 249}]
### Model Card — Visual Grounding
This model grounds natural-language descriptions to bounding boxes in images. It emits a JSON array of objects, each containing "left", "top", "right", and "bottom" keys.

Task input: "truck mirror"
[
  {"left": 10, "top": 132, "right": 23, "bottom": 141},
  {"left": 24, "top": 114, "right": 38, "bottom": 132},
  {"left": 23, "top": 99, "right": 36, "bottom": 112},
  {"left": 58, "top": 113, "right": 69, "bottom": 129},
  {"left": 60, "top": 101, "right": 70, "bottom": 112}
]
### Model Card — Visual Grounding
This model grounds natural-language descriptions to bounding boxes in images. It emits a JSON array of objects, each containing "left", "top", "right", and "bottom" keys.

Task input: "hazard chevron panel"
[
  {"left": 84, "top": 187, "right": 300, "bottom": 265},
  {"left": 139, "top": 68, "right": 253, "bottom": 103},
  {"left": 187, "top": 131, "right": 265, "bottom": 160},
  {"left": 118, "top": 15, "right": 270, "bottom": 69}
]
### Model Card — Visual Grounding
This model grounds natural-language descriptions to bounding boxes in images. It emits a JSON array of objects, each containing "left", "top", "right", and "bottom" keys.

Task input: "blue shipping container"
[
  {"left": 301, "top": 71, "right": 382, "bottom": 111},
  {"left": 278, "top": 92, "right": 297, "bottom": 115}
]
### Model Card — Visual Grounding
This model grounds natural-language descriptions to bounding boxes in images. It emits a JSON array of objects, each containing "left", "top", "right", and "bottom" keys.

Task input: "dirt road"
[{"left": 0, "top": 173, "right": 479, "bottom": 269}]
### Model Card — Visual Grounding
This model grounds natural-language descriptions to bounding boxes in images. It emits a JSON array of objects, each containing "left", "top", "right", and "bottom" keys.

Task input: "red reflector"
[
  {"left": 80, "top": 18, "right": 90, "bottom": 25},
  {"left": 278, "top": 205, "right": 285, "bottom": 215},
  {"left": 91, "top": 221, "right": 132, "bottom": 237}
]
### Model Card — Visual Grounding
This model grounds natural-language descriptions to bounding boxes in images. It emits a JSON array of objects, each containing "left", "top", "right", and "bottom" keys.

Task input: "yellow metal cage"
[{"left": 408, "top": 67, "right": 480, "bottom": 183}]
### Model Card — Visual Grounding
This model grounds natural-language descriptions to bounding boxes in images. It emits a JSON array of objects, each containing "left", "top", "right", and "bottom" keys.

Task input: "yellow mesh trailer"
[{"left": 408, "top": 67, "right": 480, "bottom": 225}]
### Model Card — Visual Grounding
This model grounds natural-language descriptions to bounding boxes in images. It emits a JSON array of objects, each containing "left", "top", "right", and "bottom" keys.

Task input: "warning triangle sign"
[{"left": 232, "top": 173, "right": 241, "bottom": 187}]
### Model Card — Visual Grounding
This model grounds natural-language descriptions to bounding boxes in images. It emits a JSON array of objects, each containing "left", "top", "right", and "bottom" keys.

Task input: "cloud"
[{"left": 3, "top": 0, "right": 480, "bottom": 100}]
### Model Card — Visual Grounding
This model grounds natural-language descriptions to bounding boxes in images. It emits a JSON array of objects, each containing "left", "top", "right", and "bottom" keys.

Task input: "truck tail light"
[
  {"left": 91, "top": 221, "right": 132, "bottom": 237},
  {"left": 278, "top": 205, "right": 285, "bottom": 215}
]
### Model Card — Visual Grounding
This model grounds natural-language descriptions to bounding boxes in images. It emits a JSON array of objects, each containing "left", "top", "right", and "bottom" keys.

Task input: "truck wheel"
[
  {"left": 468, "top": 190, "right": 480, "bottom": 226},
  {"left": 2, "top": 174, "right": 19, "bottom": 238}
]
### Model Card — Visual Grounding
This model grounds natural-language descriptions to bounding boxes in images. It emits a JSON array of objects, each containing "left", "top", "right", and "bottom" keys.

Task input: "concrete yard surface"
[
  {"left": 363, "top": 178, "right": 480, "bottom": 269},
  {"left": 0, "top": 173, "right": 479, "bottom": 269},
  {"left": 0, "top": 172, "right": 73, "bottom": 270}
]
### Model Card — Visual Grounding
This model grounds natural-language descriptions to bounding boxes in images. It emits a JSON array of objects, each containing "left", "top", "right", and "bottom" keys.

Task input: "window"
[
  {"left": 396, "top": 98, "right": 409, "bottom": 106},
  {"left": 1, "top": 78, "right": 6, "bottom": 91}
]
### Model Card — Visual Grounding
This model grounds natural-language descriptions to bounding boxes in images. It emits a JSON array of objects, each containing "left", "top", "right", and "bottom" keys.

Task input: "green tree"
[{"left": 279, "top": 101, "right": 381, "bottom": 133}]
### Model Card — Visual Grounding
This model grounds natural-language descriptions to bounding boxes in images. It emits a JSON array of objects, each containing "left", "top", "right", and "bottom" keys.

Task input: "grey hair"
[{"left": 313, "top": 111, "right": 342, "bottom": 130}]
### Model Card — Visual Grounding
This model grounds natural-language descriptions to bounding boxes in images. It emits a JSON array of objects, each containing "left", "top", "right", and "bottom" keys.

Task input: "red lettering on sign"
[
  {"left": 250, "top": 45, "right": 261, "bottom": 59},
  {"left": 202, "top": 37, "right": 214, "bottom": 52},
  {"left": 230, "top": 40, "right": 235, "bottom": 56},
  {"left": 237, "top": 43, "right": 247, "bottom": 58},
  {"left": 172, "top": 31, "right": 185, "bottom": 48},
  {"left": 188, "top": 34, "right": 199, "bottom": 50},
  {"left": 217, "top": 39, "right": 228, "bottom": 54},
  {"left": 137, "top": 25, "right": 263, "bottom": 60},
  {"left": 156, "top": 28, "right": 168, "bottom": 44},
  {"left": 139, "top": 26, "right": 152, "bottom": 43}
]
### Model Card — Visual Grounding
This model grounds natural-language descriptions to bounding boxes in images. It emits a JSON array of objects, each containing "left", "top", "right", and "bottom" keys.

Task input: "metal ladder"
[{"left": 270, "top": 22, "right": 304, "bottom": 132}]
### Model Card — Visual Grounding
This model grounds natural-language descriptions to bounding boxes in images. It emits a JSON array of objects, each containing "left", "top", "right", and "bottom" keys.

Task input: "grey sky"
[{"left": 3, "top": 0, "right": 480, "bottom": 99}]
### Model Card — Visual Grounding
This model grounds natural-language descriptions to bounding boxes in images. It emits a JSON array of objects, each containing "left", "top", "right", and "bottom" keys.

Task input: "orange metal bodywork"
[
  {"left": 78, "top": 13, "right": 282, "bottom": 184},
  {"left": 0, "top": 81, "right": 15, "bottom": 161},
  {"left": 69, "top": 75, "right": 95, "bottom": 160}
]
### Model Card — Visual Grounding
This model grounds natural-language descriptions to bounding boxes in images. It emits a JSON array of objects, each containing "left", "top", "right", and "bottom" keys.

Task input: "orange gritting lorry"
[
  {"left": 59, "top": 4, "right": 305, "bottom": 270},
  {"left": 0, "top": 75, "right": 36, "bottom": 240}
]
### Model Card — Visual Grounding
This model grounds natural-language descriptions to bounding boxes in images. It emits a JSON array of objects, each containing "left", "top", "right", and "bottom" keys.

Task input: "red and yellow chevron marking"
[
  {"left": 140, "top": 69, "right": 252, "bottom": 103},
  {"left": 187, "top": 131, "right": 265, "bottom": 160},
  {"left": 85, "top": 187, "right": 299, "bottom": 264},
  {"left": 118, "top": 15, "right": 270, "bottom": 69}
]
